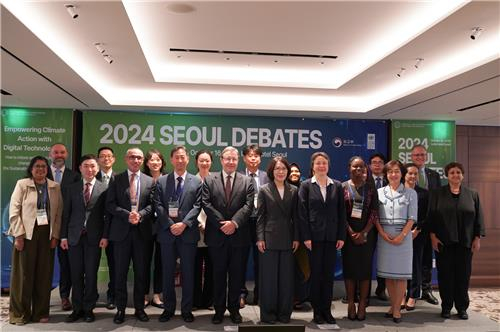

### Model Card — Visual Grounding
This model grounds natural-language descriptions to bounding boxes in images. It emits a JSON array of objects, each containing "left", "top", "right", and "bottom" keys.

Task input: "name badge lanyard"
[
  {"left": 348, "top": 183, "right": 365, "bottom": 220},
  {"left": 36, "top": 183, "right": 49, "bottom": 225},
  {"left": 169, "top": 181, "right": 181, "bottom": 219},
  {"left": 131, "top": 176, "right": 140, "bottom": 212}
]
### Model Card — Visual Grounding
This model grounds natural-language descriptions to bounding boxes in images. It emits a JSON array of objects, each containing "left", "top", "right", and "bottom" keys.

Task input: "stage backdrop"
[
  {"left": 1, "top": 108, "right": 74, "bottom": 288},
  {"left": 82, "top": 110, "right": 388, "bottom": 279}
]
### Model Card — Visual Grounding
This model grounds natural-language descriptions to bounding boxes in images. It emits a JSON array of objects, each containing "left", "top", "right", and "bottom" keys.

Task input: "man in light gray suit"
[
  {"left": 60, "top": 154, "right": 108, "bottom": 323},
  {"left": 155, "top": 146, "right": 202, "bottom": 323}
]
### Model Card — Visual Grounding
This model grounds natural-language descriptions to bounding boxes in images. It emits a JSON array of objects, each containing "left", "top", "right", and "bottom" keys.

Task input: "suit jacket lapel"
[
  {"left": 312, "top": 182, "right": 325, "bottom": 204},
  {"left": 268, "top": 182, "right": 285, "bottom": 215},
  {"left": 88, "top": 181, "right": 104, "bottom": 209},
  {"left": 179, "top": 173, "right": 191, "bottom": 206},
  {"left": 215, "top": 172, "right": 227, "bottom": 204}
]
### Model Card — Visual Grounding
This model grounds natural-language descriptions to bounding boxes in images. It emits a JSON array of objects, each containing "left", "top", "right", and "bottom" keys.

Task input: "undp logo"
[{"left": 332, "top": 137, "right": 342, "bottom": 148}]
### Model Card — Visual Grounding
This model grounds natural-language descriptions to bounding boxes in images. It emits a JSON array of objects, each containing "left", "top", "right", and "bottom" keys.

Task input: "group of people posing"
[{"left": 8, "top": 143, "right": 484, "bottom": 326}]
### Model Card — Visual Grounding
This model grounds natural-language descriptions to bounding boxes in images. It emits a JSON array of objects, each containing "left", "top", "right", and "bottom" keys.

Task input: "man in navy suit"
[
  {"left": 202, "top": 146, "right": 254, "bottom": 324},
  {"left": 60, "top": 154, "right": 108, "bottom": 323},
  {"left": 240, "top": 144, "right": 268, "bottom": 307},
  {"left": 155, "top": 145, "right": 202, "bottom": 323},
  {"left": 106, "top": 147, "right": 153, "bottom": 324},
  {"left": 48, "top": 143, "right": 81, "bottom": 311}
]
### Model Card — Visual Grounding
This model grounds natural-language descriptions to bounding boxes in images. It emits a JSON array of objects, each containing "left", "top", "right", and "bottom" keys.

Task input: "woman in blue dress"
[{"left": 374, "top": 160, "right": 417, "bottom": 323}]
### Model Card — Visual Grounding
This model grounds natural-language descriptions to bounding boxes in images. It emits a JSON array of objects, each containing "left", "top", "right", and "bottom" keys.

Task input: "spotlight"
[
  {"left": 103, "top": 55, "right": 113, "bottom": 64},
  {"left": 65, "top": 4, "right": 78, "bottom": 19},
  {"left": 94, "top": 43, "right": 105, "bottom": 54},
  {"left": 396, "top": 68, "right": 406, "bottom": 78},
  {"left": 414, "top": 58, "right": 424, "bottom": 69},
  {"left": 470, "top": 27, "right": 483, "bottom": 40}
]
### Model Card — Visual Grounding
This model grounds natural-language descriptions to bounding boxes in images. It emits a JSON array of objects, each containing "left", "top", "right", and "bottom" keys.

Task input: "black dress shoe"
[
  {"left": 65, "top": 310, "right": 82, "bottom": 323},
  {"left": 113, "top": 310, "right": 125, "bottom": 324},
  {"left": 212, "top": 312, "right": 224, "bottom": 324},
  {"left": 422, "top": 291, "right": 439, "bottom": 305},
  {"left": 393, "top": 316, "right": 402, "bottom": 323},
  {"left": 261, "top": 319, "right": 276, "bottom": 324},
  {"left": 229, "top": 310, "right": 243, "bottom": 324},
  {"left": 440, "top": 310, "right": 451, "bottom": 319},
  {"left": 84, "top": 310, "right": 95, "bottom": 323},
  {"left": 134, "top": 309, "right": 149, "bottom": 322},
  {"left": 457, "top": 310, "right": 469, "bottom": 320},
  {"left": 106, "top": 296, "right": 116, "bottom": 310},
  {"left": 182, "top": 312, "right": 195, "bottom": 323},
  {"left": 278, "top": 317, "right": 290, "bottom": 324},
  {"left": 159, "top": 310, "right": 174, "bottom": 322},
  {"left": 313, "top": 312, "right": 325, "bottom": 324},
  {"left": 151, "top": 301, "right": 164, "bottom": 309},
  {"left": 384, "top": 312, "right": 393, "bottom": 318},
  {"left": 323, "top": 311, "right": 336, "bottom": 324}
]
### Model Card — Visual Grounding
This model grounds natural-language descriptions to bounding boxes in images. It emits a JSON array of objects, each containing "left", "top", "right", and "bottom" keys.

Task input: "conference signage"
[{"left": 1, "top": 108, "right": 74, "bottom": 288}]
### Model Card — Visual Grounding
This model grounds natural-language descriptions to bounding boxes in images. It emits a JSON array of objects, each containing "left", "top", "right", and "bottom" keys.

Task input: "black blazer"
[
  {"left": 202, "top": 172, "right": 254, "bottom": 247},
  {"left": 106, "top": 171, "right": 154, "bottom": 242},
  {"left": 48, "top": 167, "right": 81, "bottom": 194},
  {"left": 155, "top": 172, "right": 202, "bottom": 244},
  {"left": 256, "top": 182, "right": 299, "bottom": 250},
  {"left": 298, "top": 178, "right": 347, "bottom": 242},
  {"left": 424, "top": 167, "right": 441, "bottom": 191},
  {"left": 414, "top": 185, "right": 430, "bottom": 231},
  {"left": 61, "top": 180, "right": 107, "bottom": 246},
  {"left": 428, "top": 185, "right": 485, "bottom": 248}
]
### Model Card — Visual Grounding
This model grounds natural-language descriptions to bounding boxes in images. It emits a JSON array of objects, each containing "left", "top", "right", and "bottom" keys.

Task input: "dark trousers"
[
  {"left": 209, "top": 243, "right": 246, "bottom": 313},
  {"left": 113, "top": 227, "right": 147, "bottom": 310},
  {"left": 161, "top": 239, "right": 196, "bottom": 314},
  {"left": 57, "top": 245, "right": 72, "bottom": 299},
  {"left": 68, "top": 234, "right": 102, "bottom": 312},
  {"left": 105, "top": 242, "right": 115, "bottom": 300},
  {"left": 308, "top": 241, "right": 336, "bottom": 313},
  {"left": 9, "top": 224, "right": 53, "bottom": 324},
  {"left": 436, "top": 243, "right": 472, "bottom": 312},
  {"left": 407, "top": 231, "right": 425, "bottom": 298},
  {"left": 422, "top": 233, "right": 434, "bottom": 292},
  {"left": 193, "top": 246, "right": 213, "bottom": 308},
  {"left": 294, "top": 244, "right": 310, "bottom": 303},
  {"left": 241, "top": 217, "right": 259, "bottom": 301},
  {"left": 259, "top": 249, "right": 294, "bottom": 322},
  {"left": 145, "top": 237, "right": 162, "bottom": 295}
]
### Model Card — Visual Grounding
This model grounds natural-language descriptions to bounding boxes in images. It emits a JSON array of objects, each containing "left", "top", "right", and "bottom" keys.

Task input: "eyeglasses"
[
  {"left": 222, "top": 157, "right": 238, "bottom": 162},
  {"left": 99, "top": 154, "right": 114, "bottom": 159},
  {"left": 33, "top": 165, "right": 47, "bottom": 169},
  {"left": 128, "top": 155, "right": 143, "bottom": 160},
  {"left": 411, "top": 153, "right": 426, "bottom": 157}
]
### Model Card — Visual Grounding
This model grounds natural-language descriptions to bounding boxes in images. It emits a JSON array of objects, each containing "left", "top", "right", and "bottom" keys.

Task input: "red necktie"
[
  {"left": 84, "top": 182, "right": 91, "bottom": 206},
  {"left": 225, "top": 175, "right": 232, "bottom": 203}
]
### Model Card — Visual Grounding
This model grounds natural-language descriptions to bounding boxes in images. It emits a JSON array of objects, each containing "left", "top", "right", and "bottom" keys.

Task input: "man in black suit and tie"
[
  {"left": 202, "top": 146, "right": 254, "bottom": 324},
  {"left": 60, "top": 155, "right": 108, "bottom": 323},
  {"left": 96, "top": 146, "right": 117, "bottom": 310},
  {"left": 48, "top": 143, "right": 81, "bottom": 311},
  {"left": 155, "top": 146, "right": 202, "bottom": 323},
  {"left": 106, "top": 147, "right": 154, "bottom": 324},
  {"left": 240, "top": 144, "right": 268, "bottom": 307},
  {"left": 411, "top": 144, "right": 441, "bottom": 305}
]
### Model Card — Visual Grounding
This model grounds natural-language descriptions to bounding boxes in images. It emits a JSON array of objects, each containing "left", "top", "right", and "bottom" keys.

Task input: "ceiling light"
[
  {"left": 103, "top": 55, "right": 113, "bottom": 64},
  {"left": 414, "top": 58, "right": 424, "bottom": 69},
  {"left": 94, "top": 42, "right": 105, "bottom": 54},
  {"left": 470, "top": 27, "right": 483, "bottom": 40},
  {"left": 396, "top": 68, "right": 406, "bottom": 78},
  {"left": 64, "top": 4, "right": 78, "bottom": 19}
]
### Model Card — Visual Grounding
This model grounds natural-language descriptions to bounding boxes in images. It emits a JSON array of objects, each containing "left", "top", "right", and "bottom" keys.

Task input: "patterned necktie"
[
  {"left": 175, "top": 176, "right": 184, "bottom": 199},
  {"left": 84, "top": 182, "right": 91, "bottom": 206},
  {"left": 55, "top": 169, "right": 62, "bottom": 183},
  {"left": 225, "top": 175, "right": 232, "bottom": 203},
  {"left": 418, "top": 169, "right": 427, "bottom": 189},
  {"left": 130, "top": 173, "right": 137, "bottom": 203},
  {"left": 250, "top": 173, "right": 258, "bottom": 190},
  {"left": 103, "top": 174, "right": 109, "bottom": 187},
  {"left": 376, "top": 177, "right": 382, "bottom": 189}
]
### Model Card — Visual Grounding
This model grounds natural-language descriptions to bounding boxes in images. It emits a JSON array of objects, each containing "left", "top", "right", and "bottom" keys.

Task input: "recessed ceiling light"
[{"left": 166, "top": 3, "right": 195, "bottom": 14}]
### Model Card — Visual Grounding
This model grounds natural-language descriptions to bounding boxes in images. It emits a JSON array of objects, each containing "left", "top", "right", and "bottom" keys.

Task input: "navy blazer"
[
  {"left": 106, "top": 171, "right": 154, "bottom": 242},
  {"left": 61, "top": 179, "right": 107, "bottom": 246},
  {"left": 202, "top": 171, "right": 254, "bottom": 247},
  {"left": 298, "top": 178, "right": 347, "bottom": 242},
  {"left": 48, "top": 167, "right": 81, "bottom": 194},
  {"left": 155, "top": 172, "right": 202, "bottom": 244}
]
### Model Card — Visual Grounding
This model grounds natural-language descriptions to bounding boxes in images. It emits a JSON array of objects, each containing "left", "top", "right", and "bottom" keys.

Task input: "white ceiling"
[{"left": 1, "top": 1, "right": 499, "bottom": 125}]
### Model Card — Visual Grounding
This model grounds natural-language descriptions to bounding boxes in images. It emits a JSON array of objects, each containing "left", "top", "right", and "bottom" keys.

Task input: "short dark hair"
[
  {"left": 348, "top": 156, "right": 365, "bottom": 169},
  {"left": 266, "top": 156, "right": 291, "bottom": 181},
  {"left": 195, "top": 149, "right": 213, "bottom": 162},
  {"left": 143, "top": 149, "right": 166, "bottom": 176},
  {"left": 402, "top": 163, "right": 418, "bottom": 181},
  {"left": 170, "top": 145, "right": 187, "bottom": 158},
  {"left": 26, "top": 156, "right": 49, "bottom": 178},
  {"left": 309, "top": 152, "right": 330, "bottom": 177},
  {"left": 369, "top": 153, "right": 386, "bottom": 164},
  {"left": 243, "top": 144, "right": 262, "bottom": 156},
  {"left": 383, "top": 159, "right": 405, "bottom": 176},
  {"left": 97, "top": 146, "right": 114, "bottom": 157},
  {"left": 79, "top": 154, "right": 98, "bottom": 166},
  {"left": 444, "top": 162, "right": 464, "bottom": 176}
]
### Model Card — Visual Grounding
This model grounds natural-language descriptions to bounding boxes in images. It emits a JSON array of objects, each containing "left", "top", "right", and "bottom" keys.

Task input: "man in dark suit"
[
  {"left": 96, "top": 146, "right": 117, "bottom": 310},
  {"left": 155, "top": 146, "right": 201, "bottom": 323},
  {"left": 202, "top": 146, "right": 254, "bottom": 324},
  {"left": 60, "top": 154, "right": 108, "bottom": 323},
  {"left": 48, "top": 143, "right": 81, "bottom": 311},
  {"left": 411, "top": 144, "right": 441, "bottom": 305},
  {"left": 106, "top": 147, "right": 154, "bottom": 324},
  {"left": 368, "top": 153, "right": 388, "bottom": 301},
  {"left": 239, "top": 144, "right": 269, "bottom": 307}
]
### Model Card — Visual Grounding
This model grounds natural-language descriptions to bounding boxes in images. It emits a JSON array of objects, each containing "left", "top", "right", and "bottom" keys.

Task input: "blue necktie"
[
  {"left": 175, "top": 176, "right": 183, "bottom": 200},
  {"left": 376, "top": 177, "right": 382, "bottom": 189},
  {"left": 55, "top": 169, "right": 62, "bottom": 183}
]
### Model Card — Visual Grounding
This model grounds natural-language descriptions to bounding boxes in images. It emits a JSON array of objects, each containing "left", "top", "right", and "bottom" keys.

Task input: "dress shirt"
[{"left": 311, "top": 176, "right": 334, "bottom": 201}]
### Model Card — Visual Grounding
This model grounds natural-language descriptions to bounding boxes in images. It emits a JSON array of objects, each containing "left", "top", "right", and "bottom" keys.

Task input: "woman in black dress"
[{"left": 341, "top": 156, "right": 378, "bottom": 321}]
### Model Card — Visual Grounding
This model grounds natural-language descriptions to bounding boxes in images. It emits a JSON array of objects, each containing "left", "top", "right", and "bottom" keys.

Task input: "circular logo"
[
  {"left": 332, "top": 137, "right": 342, "bottom": 148},
  {"left": 394, "top": 121, "right": 401, "bottom": 129}
]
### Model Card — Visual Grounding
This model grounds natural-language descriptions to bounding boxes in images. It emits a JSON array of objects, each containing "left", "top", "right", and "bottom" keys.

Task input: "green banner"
[
  {"left": 391, "top": 120, "right": 455, "bottom": 180},
  {"left": 1, "top": 107, "right": 74, "bottom": 287}
]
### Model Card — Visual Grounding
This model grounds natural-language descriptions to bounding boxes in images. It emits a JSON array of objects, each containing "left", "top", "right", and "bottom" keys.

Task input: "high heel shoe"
[
  {"left": 347, "top": 303, "right": 357, "bottom": 321},
  {"left": 357, "top": 303, "right": 366, "bottom": 321}
]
